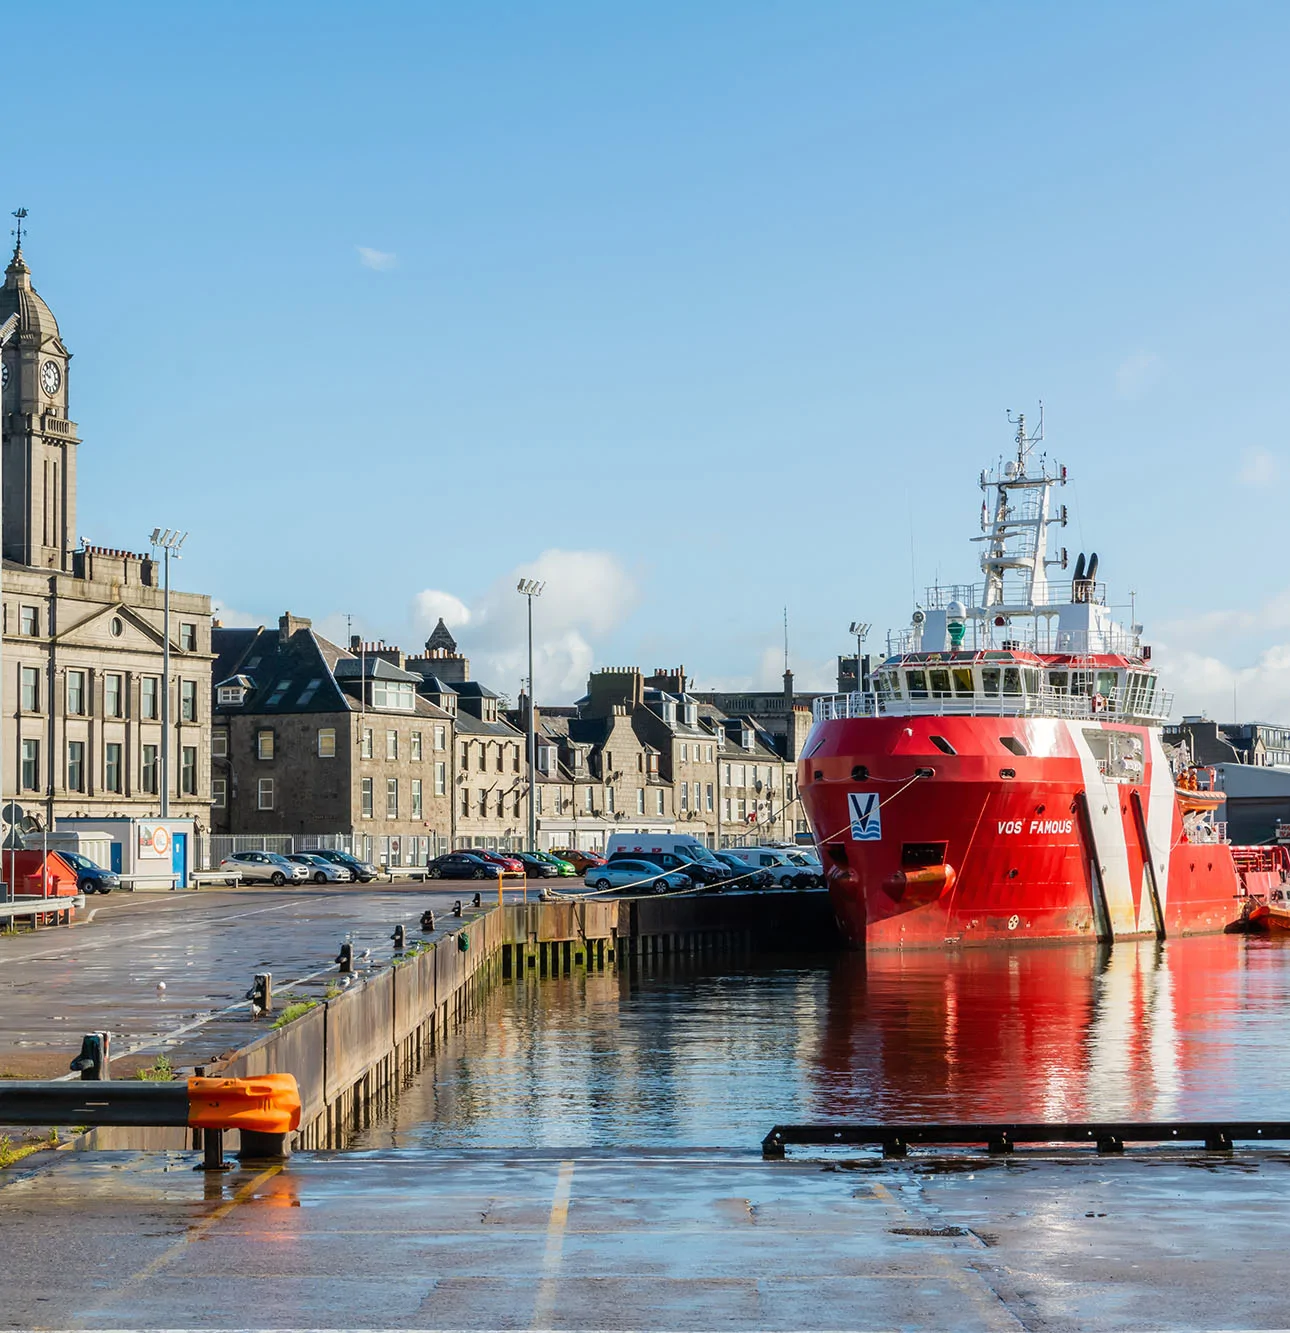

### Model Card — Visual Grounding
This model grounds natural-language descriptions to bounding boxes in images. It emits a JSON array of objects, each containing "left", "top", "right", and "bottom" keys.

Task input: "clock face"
[{"left": 40, "top": 360, "right": 60, "bottom": 396}]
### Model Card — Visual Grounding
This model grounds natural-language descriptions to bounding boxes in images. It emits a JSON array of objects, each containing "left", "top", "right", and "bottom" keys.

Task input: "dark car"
[
  {"left": 512, "top": 852, "right": 559, "bottom": 878},
  {"left": 428, "top": 852, "right": 494, "bottom": 880},
  {"left": 607, "top": 849, "right": 729, "bottom": 887},
  {"left": 310, "top": 848, "right": 379, "bottom": 883},
  {"left": 713, "top": 851, "right": 772, "bottom": 889},
  {"left": 60, "top": 851, "right": 119, "bottom": 895}
]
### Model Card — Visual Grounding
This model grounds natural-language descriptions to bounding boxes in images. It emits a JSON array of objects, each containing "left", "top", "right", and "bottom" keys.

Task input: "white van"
[{"left": 604, "top": 833, "right": 722, "bottom": 867}]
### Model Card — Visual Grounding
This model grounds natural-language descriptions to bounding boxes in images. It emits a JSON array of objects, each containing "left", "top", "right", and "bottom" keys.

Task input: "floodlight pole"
[
  {"left": 517, "top": 579, "right": 544, "bottom": 852},
  {"left": 150, "top": 529, "right": 188, "bottom": 818},
  {"left": 849, "top": 621, "right": 871, "bottom": 694}
]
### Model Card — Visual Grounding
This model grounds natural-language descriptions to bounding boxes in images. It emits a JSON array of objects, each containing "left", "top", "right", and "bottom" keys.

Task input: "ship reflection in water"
[{"left": 351, "top": 935, "right": 1290, "bottom": 1152}]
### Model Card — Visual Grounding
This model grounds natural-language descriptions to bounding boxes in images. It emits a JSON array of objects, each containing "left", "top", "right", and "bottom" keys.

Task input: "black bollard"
[
  {"left": 336, "top": 942, "right": 354, "bottom": 973},
  {"left": 246, "top": 972, "right": 272, "bottom": 1018},
  {"left": 420, "top": 909, "right": 435, "bottom": 932},
  {"left": 392, "top": 923, "right": 407, "bottom": 949},
  {"left": 69, "top": 1031, "right": 111, "bottom": 1080},
  {"left": 472, "top": 892, "right": 481, "bottom": 907},
  {"left": 452, "top": 900, "right": 462, "bottom": 917}
]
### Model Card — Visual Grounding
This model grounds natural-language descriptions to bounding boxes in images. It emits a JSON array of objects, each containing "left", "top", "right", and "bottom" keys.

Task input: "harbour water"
[{"left": 352, "top": 933, "right": 1290, "bottom": 1151}]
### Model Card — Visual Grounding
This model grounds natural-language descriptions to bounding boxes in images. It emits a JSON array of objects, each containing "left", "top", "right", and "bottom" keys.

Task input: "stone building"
[
  {"left": 211, "top": 617, "right": 454, "bottom": 866},
  {"left": 0, "top": 238, "right": 213, "bottom": 833}
]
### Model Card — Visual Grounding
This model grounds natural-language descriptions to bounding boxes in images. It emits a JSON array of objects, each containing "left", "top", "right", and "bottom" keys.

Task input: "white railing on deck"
[{"left": 812, "top": 685, "right": 1174, "bottom": 725}]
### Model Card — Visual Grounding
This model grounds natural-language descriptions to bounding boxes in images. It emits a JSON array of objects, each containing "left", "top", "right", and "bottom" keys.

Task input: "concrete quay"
[{"left": 3, "top": 1145, "right": 1286, "bottom": 1330}]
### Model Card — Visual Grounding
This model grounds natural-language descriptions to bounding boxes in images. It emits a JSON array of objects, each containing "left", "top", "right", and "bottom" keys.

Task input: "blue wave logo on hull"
[{"left": 848, "top": 792, "right": 881, "bottom": 841}]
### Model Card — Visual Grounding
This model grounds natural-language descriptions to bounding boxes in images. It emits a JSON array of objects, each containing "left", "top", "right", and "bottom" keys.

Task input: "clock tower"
[{"left": 0, "top": 239, "right": 79, "bottom": 570}]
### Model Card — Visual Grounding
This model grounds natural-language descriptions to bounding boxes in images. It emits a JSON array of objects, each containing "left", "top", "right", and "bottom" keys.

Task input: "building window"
[
  {"left": 411, "top": 778, "right": 422, "bottom": 818},
  {"left": 361, "top": 727, "right": 373, "bottom": 759},
  {"left": 141, "top": 676, "right": 159, "bottom": 719},
  {"left": 513, "top": 792, "right": 520, "bottom": 818},
  {"left": 724, "top": 797, "right": 732, "bottom": 820},
  {"left": 535, "top": 785, "right": 543, "bottom": 814},
  {"left": 21, "top": 740, "right": 38, "bottom": 791},
  {"left": 67, "top": 740, "right": 85, "bottom": 792},
  {"left": 20, "top": 666, "right": 38, "bottom": 712},
  {"left": 495, "top": 790, "right": 504, "bottom": 817},
  {"left": 496, "top": 745, "right": 504, "bottom": 773},
  {"left": 411, "top": 731, "right": 422, "bottom": 761},
  {"left": 67, "top": 670, "right": 86, "bottom": 716},
  {"left": 142, "top": 745, "right": 158, "bottom": 794},
  {"left": 387, "top": 778, "right": 399, "bottom": 818},
  {"left": 680, "top": 781, "right": 689, "bottom": 810},
  {"left": 606, "top": 786, "right": 615, "bottom": 813},
  {"left": 19, "top": 605, "right": 38, "bottom": 636},
  {"left": 258, "top": 777, "right": 274, "bottom": 810},
  {"left": 181, "top": 746, "right": 197, "bottom": 795},
  {"left": 318, "top": 727, "right": 336, "bottom": 758},
  {"left": 181, "top": 679, "right": 197, "bottom": 722},
  {"left": 179, "top": 622, "right": 197, "bottom": 651},
  {"left": 584, "top": 785, "right": 594, "bottom": 813},
  {"left": 636, "top": 788, "right": 645, "bottom": 814},
  {"left": 104, "top": 673, "right": 123, "bottom": 718},
  {"left": 681, "top": 743, "right": 688, "bottom": 762},
  {"left": 461, "top": 742, "right": 470, "bottom": 769},
  {"left": 434, "top": 725, "right": 446, "bottom": 751},
  {"left": 104, "top": 742, "right": 122, "bottom": 793},
  {"left": 434, "top": 761, "right": 447, "bottom": 796},
  {"left": 371, "top": 680, "right": 416, "bottom": 710},
  {"left": 257, "top": 729, "right": 274, "bottom": 760},
  {"left": 513, "top": 747, "right": 520, "bottom": 772},
  {"left": 478, "top": 788, "right": 488, "bottom": 817},
  {"left": 461, "top": 789, "right": 470, "bottom": 817},
  {"left": 656, "top": 789, "right": 665, "bottom": 815},
  {"left": 706, "top": 783, "right": 714, "bottom": 812},
  {"left": 110, "top": 616, "right": 124, "bottom": 637},
  {"left": 212, "top": 777, "right": 227, "bottom": 809},
  {"left": 212, "top": 730, "right": 228, "bottom": 758},
  {"left": 361, "top": 777, "right": 373, "bottom": 818},
  {"left": 386, "top": 729, "right": 398, "bottom": 760}
]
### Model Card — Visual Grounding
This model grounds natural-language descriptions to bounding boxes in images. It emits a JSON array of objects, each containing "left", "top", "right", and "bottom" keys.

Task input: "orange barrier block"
[{"left": 187, "top": 1074, "right": 302, "bottom": 1133}]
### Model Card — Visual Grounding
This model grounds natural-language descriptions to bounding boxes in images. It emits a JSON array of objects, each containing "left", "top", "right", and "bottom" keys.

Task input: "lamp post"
[
  {"left": 150, "top": 529, "right": 187, "bottom": 818},
  {"left": 0, "top": 312, "right": 18, "bottom": 899},
  {"left": 848, "top": 621, "right": 871, "bottom": 695},
  {"left": 516, "top": 579, "right": 544, "bottom": 852}
]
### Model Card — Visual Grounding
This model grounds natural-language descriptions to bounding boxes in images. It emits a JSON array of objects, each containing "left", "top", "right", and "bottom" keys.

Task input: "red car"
[{"left": 475, "top": 849, "right": 525, "bottom": 875}]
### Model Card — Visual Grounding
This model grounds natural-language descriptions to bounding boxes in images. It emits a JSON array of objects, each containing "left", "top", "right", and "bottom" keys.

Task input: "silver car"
[
  {"left": 286, "top": 853, "right": 353, "bottom": 884},
  {"left": 218, "top": 851, "right": 310, "bottom": 886}
]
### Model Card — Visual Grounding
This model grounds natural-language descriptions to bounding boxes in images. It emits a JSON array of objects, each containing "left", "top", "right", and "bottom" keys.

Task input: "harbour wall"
[{"left": 82, "top": 890, "right": 837, "bottom": 1152}]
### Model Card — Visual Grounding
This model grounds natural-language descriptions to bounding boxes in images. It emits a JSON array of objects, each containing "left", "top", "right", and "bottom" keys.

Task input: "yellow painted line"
[
  {"left": 531, "top": 1159, "right": 575, "bottom": 1329},
  {"left": 75, "top": 1164, "right": 283, "bottom": 1325}
]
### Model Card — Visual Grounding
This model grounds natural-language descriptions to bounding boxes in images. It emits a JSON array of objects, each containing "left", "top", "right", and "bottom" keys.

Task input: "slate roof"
[
  {"left": 424, "top": 618, "right": 458, "bottom": 653},
  {"left": 211, "top": 625, "right": 450, "bottom": 721}
]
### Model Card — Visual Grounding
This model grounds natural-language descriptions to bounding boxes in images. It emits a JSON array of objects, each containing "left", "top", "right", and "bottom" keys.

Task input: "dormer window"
[
  {"left": 216, "top": 674, "right": 253, "bottom": 707},
  {"left": 683, "top": 703, "right": 697, "bottom": 726},
  {"left": 660, "top": 701, "right": 676, "bottom": 724},
  {"left": 218, "top": 685, "right": 247, "bottom": 706},
  {"left": 371, "top": 680, "right": 416, "bottom": 711},
  {"left": 741, "top": 729, "right": 754, "bottom": 749},
  {"left": 537, "top": 745, "right": 555, "bottom": 774}
]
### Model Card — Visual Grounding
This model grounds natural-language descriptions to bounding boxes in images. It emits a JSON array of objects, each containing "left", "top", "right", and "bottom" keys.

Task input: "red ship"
[{"left": 800, "top": 410, "right": 1288, "bottom": 949}]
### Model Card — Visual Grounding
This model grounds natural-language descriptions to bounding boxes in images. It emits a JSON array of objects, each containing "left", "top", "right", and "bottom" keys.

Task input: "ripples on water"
[{"left": 351, "top": 935, "right": 1290, "bottom": 1150}]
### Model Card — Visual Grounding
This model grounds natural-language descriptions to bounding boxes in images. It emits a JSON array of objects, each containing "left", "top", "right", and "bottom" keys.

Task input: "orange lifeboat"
[{"left": 1175, "top": 765, "right": 1225, "bottom": 813}]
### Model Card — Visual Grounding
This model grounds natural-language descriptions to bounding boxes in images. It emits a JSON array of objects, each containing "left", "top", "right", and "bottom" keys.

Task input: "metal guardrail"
[
  {"left": 0, "top": 893, "right": 84, "bottom": 923},
  {"left": 812, "top": 687, "right": 1173, "bottom": 725},
  {"left": 762, "top": 1121, "right": 1290, "bottom": 1158}
]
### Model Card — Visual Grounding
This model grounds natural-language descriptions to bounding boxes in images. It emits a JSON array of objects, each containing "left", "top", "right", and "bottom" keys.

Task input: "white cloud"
[
  {"left": 411, "top": 550, "right": 637, "bottom": 701},
  {"left": 1155, "top": 642, "right": 1290, "bottom": 723},
  {"left": 1238, "top": 448, "right": 1280, "bottom": 486},
  {"left": 210, "top": 600, "right": 263, "bottom": 629},
  {"left": 696, "top": 646, "right": 837, "bottom": 694},
  {"left": 357, "top": 246, "right": 398, "bottom": 271},
  {"left": 1115, "top": 350, "right": 1163, "bottom": 400}
]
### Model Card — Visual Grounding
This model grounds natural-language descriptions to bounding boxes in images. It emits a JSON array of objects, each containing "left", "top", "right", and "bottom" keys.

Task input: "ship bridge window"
[
  {"left": 951, "top": 668, "right": 974, "bottom": 696},
  {"left": 906, "top": 669, "right": 928, "bottom": 699},
  {"left": 1000, "top": 736, "right": 1027, "bottom": 757},
  {"left": 929, "top": 735, "right": 956, "bottom": 755},
  {"left": 1048, "top": 671, "right": 1069, "bottom": 692},
  {"left": 1096, "top": 671, "right": 1120, "bottom": 698},
  {"left": 928, "top": 668, "right": 951, "bottom": 698},
  {"left": 982, "top": 667, "right": 1001, "bottom": 695},
  {"left": 1024, "top": 669, "right": 1041, "bottom": 695},
  {"left": 1072, "top": 671, "right": 1092, "bottom": 694},
  {"left": 1003, "top": 667, "right": 1022, "bottom": 695}
]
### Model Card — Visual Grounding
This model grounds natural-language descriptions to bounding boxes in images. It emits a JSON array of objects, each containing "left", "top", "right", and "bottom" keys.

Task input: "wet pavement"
[
  {"left": 0, "top": 884, "right": 512, "bottom": 1077},
  {"left": 3, "top": 1145, "right": 1288, "bottom": 1330}
]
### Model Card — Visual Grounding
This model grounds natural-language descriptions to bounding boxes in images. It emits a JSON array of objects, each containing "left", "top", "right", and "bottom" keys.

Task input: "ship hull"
[{"left": 799, "top": 714, "right": 1238, "bottom": 950}]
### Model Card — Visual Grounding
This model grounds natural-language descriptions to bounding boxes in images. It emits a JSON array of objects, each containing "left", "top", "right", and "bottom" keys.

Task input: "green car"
[{"left": 529, "top": 850, "right": 577, "bottom": 877}]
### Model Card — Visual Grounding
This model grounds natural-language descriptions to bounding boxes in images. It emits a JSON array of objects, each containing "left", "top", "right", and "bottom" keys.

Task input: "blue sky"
[{"left": 9, "top": 2, "right": 1290, "bottom": 710}]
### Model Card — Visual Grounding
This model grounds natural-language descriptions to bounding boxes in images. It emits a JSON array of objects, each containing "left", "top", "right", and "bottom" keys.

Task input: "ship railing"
[
  {"left": 923, "top": 579, "right": 1109, "bottom": 611},
  {"left": 811, "top": 686, "right": 1174, "bottom": 724}
]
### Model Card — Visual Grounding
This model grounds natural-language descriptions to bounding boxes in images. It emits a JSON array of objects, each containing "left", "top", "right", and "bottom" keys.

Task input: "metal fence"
[{"left": 198, "top": 831, "right": 446, "bottom": 872}]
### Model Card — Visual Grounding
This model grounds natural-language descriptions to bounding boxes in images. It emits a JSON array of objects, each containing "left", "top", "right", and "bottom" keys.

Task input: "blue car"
[
  {"left": 60, "top": 851, "right": 119, "bottom": 895},
  {"left": 582, "top": 859, "right": 692, "bottom": 894}
]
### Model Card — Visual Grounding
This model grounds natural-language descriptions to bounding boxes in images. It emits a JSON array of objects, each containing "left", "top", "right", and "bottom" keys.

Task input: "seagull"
[
  {"left": 156, "top": 981, "right": 167, "bottom": 996},
  {"left": 360, "top": 948, "right": 372, "bottom": 962}
]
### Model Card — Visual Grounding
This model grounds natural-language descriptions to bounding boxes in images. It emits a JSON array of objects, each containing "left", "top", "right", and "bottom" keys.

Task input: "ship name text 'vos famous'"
[{"left": 799, "top": 409, "right": 1288, "bottom": 949}]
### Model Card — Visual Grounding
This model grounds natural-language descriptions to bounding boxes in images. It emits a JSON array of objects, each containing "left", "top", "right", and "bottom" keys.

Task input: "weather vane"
[{"left": 11, "top": 208, "right": 27, "bottom": 250}]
